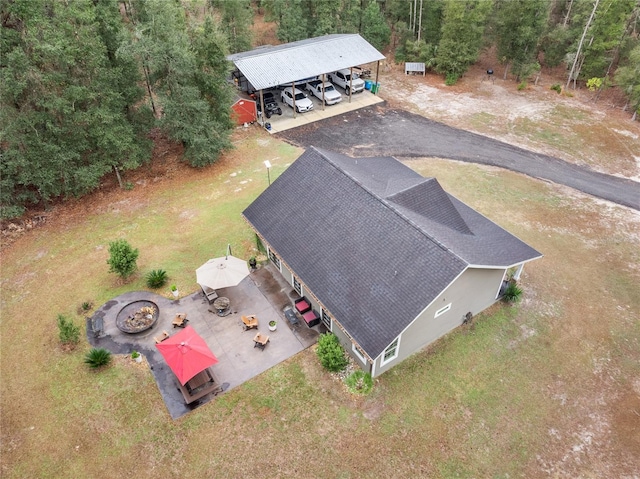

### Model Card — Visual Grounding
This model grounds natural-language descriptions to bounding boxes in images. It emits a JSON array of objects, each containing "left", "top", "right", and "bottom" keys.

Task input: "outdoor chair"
[
  {"left": 173, "top": 313, "right": 188, "bottom": 328},
  {"left": 294, "top": 297, "right": 311, "bottom": 314},
  {"left": 253, "top": 332, "right": 270, "bottom": 350},
  {"left": 241, "top": 314, "right": 258, "bottom": 331},
  {"left": 154, "top": 330, "right": 170, "bottom": 343},
  {"left": 200, "top": 284, "right": 218, "bottom": 304},
  {"left": 302, "top": 309, "right": 321, "bottom": 328}
]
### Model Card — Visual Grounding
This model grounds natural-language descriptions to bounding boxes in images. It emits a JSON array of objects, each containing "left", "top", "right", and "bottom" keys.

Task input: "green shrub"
[
  {"left": 517, "top": 81, "right": 527, "bottom": 91},
  {"left": 316, "top": 333, "right": 348, "bottom": 372},
  {"left": 57, "top": 314, "right": 80, "bottom": 347},
  {"left": 345, "top": 370, "right": 374, "bottom": 395},
  {"left": 84, "top": 348, "right": 112, "bottom": 368},
  {"left": 445, "top": 73, "right": 459, "bottom": 86},
  {"left": 107, "top": 239, "right": 139, "bottom": 279},
  {"left": 503, "top": 281, "right": 523, "bottom": 302},
  {"left": 145, "top": 269, "right": 168, "bottom": 288},
  {"left": 550, "top": 83, "right": 562, "bottom": 94}
]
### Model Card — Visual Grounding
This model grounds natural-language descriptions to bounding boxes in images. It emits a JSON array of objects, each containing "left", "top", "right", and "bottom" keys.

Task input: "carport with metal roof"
[{"left": 227, "top": 34, "right": 385, "bottom": 126}]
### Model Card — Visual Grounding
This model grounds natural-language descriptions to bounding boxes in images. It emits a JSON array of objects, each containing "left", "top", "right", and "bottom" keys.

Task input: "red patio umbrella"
[{"left": 155, "top": 325, "right": 219, "bottom": 385}]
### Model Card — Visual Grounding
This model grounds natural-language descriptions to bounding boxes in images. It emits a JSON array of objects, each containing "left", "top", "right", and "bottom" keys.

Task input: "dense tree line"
[
  {"left": 263, "top": 0, "right": 639, "bottom": 108},
  {"left": 2, "top": 0, "right": 639, "bottom": 219},
  {"left": 1, "top": 0, "right": 235, "bottom": 219}
]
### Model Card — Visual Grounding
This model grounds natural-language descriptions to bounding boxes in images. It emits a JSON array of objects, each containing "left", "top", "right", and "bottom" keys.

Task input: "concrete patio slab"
[
  {"left": 88, "top": 263, "right": 322, "bottom": 419},
  {"left": 261, "top": 89, "right": 384, "bottom": 134}
]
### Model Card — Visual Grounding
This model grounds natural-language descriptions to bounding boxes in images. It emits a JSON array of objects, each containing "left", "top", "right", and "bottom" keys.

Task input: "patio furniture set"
[
  {"left": 241, "top": 314, "right": 270, "bottom": 350},
  {"left": 294, "top": 297, "right": 321, "bottom": 327}
]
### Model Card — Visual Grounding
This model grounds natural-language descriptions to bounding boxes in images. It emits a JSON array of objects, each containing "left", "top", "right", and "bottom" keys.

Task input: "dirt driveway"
[{"left": 278, "top": 105, "right": 640, "bottom": 210}]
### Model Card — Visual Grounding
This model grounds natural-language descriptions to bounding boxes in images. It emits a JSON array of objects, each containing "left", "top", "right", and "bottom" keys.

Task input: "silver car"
[{"left": 281, "top": 87, "right": 314, "bottom": 113}]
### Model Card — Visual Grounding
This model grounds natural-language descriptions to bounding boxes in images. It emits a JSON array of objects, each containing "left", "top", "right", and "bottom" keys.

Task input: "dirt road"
[{"left": 278, "top": 105, "right": 640, "bottom": 211}]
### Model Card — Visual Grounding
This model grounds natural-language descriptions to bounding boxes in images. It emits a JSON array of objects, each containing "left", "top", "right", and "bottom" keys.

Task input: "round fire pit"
[{"left": 116, "top": 300, "right": 159, "bottom": 333}]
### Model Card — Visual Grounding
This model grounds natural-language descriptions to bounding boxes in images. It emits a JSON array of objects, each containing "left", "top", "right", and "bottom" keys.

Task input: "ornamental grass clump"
[
  {"left": 345, "top": 370, "right": 374, "bottom": 395},
  {"left": 316, "top": 333, "right": 348, "bottom": 372},
  {"left": 503, "top": 281, "right": 523, "bottom": 303},
  {"left": 145, "top": 269, "right": 168, "bottom": 288},
  {"left": 84, "top": 348, "right": 112, "bottom": 369}
]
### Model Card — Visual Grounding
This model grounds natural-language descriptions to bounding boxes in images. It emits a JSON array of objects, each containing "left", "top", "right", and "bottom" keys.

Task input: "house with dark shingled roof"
[{"left": 242, "top": 147, "right": 542, "bottom": 377}]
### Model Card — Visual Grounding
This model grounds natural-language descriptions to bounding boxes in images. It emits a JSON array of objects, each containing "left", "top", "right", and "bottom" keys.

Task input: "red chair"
[{"left": 294, "top": 297, "right": 311, "bottom": 314}]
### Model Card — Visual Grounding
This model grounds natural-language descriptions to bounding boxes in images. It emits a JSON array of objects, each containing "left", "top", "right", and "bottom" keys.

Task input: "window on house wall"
[
  {"left": 435, "top": 303, "right": 451, "bottom": 318},
  {"left": 352, "top": 343, "right": 367, "bottom": 363},
  {"left": 268, "top": 249, "right": 281, "bottom": 270},
  {"left": 293, "top": 277, "right": 301, "bottom": 295},
  {"left": 381, "top": 338, "right": 399, "bottom": 366},
  {"left": 321, "top": 309, "right": 332, "bottom": 330}
]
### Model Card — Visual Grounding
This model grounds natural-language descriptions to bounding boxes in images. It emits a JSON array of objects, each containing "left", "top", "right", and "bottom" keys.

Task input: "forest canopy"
[{"left": 2, "top": 0, "right": 639, "bottom": 219}]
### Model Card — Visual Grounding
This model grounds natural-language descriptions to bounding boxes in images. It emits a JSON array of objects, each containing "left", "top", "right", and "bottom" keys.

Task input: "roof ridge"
[
  {"left": 385, "top": 178, "right": 474, "bottom": 235},
  {"left": 313, "top": 147, "right": 467, "bottom": 262}
]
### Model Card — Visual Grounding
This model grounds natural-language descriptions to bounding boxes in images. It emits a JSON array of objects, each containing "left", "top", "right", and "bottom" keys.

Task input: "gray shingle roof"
[
  {"left": 242, "top": 148, "right": 541, "bottom": 358},
  {"left": 227, "top": 34, "right": 385, "bottom": 91}
]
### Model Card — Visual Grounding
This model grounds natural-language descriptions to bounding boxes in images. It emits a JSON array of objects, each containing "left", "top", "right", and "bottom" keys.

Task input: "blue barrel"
[{"left": 364, "top": 80, "right": 372, "bottom": 90}]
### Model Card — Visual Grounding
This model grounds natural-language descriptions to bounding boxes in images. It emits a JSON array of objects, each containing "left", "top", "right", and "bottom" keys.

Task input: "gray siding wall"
[
  {"left": 268, "top": 244, "right": 373, "bottom": 375},
  {"left": 330, "top": 322, "right": 373, "bottom": 373},
  {"left": 373, "top": 267, "right": 505, "bottom": 376}
]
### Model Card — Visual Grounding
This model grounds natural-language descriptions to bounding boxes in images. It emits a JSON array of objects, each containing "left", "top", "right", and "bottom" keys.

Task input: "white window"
[
  {"left": 268, "top": 249, "right": 281, "bottom": 270},
  {"left": 321, "top": 309, "right": 332, "bottom": 330},
  {"left": 435, "top": 303, "right": 451, "bottom": 318},
  {"left": 381, "top": 338, "right": 399, "bottom": 366},
  {"left": 352, "top": 343, "right": 366, "bottom": 363}
]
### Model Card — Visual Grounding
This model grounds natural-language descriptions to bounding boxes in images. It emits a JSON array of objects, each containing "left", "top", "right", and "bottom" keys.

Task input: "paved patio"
[{"left": 87, "top": 263, "right": 322, "bottom": 419}]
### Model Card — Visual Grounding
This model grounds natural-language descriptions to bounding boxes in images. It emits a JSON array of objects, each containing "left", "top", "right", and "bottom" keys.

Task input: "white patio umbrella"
[{"left": 196, "top": 245, "right": 250, "bottom": 290}]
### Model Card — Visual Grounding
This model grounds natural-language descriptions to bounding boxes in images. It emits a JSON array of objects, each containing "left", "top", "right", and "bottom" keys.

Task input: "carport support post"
[
  {"left": 259, "top": 90, "right": 267, "bottom": 130},
  {"left": 291, "top": 81, "right": 297, "bottom": 119},
  {"left": 374, "top": 61, "right": 380, "bottom": 95},
  {"left": 321, "top": 73, "right": 326, "bottom": 111},
  {"left": 348, "top": 67, "right": 353, "bottom": 103}
]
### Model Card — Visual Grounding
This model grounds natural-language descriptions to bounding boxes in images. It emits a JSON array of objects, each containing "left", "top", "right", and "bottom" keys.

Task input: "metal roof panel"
[{"left": 228, "top": 34, "right": 385, "bottom": 91}]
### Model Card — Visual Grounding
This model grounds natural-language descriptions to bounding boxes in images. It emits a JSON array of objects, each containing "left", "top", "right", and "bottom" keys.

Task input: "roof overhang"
[{"left": 227, "top": 34, "right": 385, "bottom": 91}]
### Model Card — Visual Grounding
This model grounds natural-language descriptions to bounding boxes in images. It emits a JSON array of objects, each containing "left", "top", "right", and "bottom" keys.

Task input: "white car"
[{"left": 281, "top": 87, "right": 314, "bottom": 113}]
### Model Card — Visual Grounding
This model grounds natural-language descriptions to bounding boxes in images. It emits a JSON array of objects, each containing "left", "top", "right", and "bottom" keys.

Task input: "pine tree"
[
  {"left": 361, "top": 0, "right": 391, "bottom": 52},
  {"left": 213, "top": 0, "right": 254, "bottom": 54},
  {"left": 493, "top": 0, "right": 548, "bottom": 81},
  {"left": 616, "top": 45, "right": 640, "bottom": 120},
  {"left": 435, "top": 0, "right": 493, "bottom": 83},
  {"left": 0, "top": 0, "right": 151, "bottom": 218},
  {"left": 125, "top": 0, "right": 233, "bottom": 167}
]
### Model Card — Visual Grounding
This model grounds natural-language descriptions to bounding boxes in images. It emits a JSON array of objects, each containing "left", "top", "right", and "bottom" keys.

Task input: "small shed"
[
  {"left": 231, "top": 98, "right": 257, "bottom": 125},
  {"left": 405, "top": 62, "right": 426, "bottom": 76}
]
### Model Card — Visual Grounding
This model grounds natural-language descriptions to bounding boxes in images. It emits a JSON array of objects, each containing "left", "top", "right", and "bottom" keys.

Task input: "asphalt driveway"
[{"left": 278, "top": 105, "right": 640, "bottom": 211}]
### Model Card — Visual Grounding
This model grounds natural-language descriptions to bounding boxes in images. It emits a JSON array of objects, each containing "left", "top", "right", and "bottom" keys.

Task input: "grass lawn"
[{"left": 2, "top": 128, "right": 639, "bottom": 477}]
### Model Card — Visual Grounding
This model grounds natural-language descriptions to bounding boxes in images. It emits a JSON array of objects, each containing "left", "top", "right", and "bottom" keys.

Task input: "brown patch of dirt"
[
  {"left": 611, "top": 387, "right": 640, "bottom": 456},
  {"left": 251, "top": 8, "right": 279, "bottom": 47}
]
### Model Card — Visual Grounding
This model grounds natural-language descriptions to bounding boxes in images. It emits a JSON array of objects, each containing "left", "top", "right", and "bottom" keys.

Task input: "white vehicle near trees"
[
  {"left": 305, "top": 80, "right": 342, "bottom": 105},
  {"left": 328, "top": 69, "right": 365, "bottom": 94},
  {"left": 281, "top": 87, "right": 314, "bottom": 113}
]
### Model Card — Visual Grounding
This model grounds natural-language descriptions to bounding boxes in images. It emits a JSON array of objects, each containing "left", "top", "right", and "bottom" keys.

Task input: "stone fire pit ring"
[{"left": 116, "top": 300, "right": 160, "bottom": 333}]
